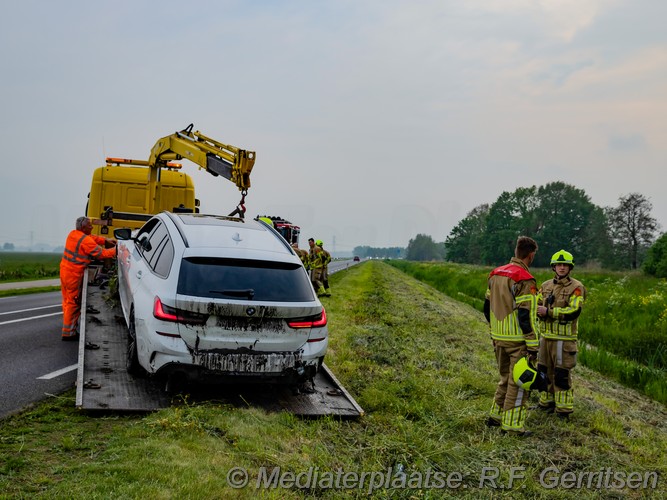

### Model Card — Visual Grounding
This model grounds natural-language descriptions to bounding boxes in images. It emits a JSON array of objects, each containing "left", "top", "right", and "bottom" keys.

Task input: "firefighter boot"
[
  {"left": 317, "top": 286, "right": 327, "bottom": 297},
  {"left": 324, "top": 288, "right": 332, "bottom": 297}
]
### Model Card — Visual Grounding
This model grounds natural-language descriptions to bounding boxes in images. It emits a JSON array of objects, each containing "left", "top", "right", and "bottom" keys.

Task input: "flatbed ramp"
[{"left": 76, "top": 273, "right": 363, "bottom": 418}]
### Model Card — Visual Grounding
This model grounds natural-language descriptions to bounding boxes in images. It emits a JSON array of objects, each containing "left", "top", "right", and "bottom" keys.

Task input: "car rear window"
[{"left": 177, "top": 257, "right": 314, "bottom": 302}]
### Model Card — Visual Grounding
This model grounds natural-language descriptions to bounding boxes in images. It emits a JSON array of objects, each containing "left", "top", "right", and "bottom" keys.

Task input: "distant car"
[
  {"left": 353, "top": 256, "right": 360, "bottom": 262},
  {"left": 114, "top": 213, "right": 327, "bottom": 388}
]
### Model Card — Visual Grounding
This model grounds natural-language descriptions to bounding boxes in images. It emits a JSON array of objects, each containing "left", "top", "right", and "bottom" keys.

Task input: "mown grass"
[
  {"left": 388, "top": 260, "right": 667, "bottom": 405},
  {"left": 0, "top": 252, "right": 60, "bottom": 282},
  {"left": 1, "top": 261, "right": 666, "bottom": 498}
]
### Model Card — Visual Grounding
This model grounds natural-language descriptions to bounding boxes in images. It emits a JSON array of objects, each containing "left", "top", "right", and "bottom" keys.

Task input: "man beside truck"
[{"left": 60, "top": 216, "right": 117, "bottom": 341}]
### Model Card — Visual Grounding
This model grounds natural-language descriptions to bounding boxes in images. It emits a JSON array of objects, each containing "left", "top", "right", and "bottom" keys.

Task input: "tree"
[
  {"left": 2, "top": 242, "right": 14, "bottom": 251},
  {"left": 405, "top": 234, "right": 444, "bottom": 261},
  {"left": 607, "top": 193, "right": 659, "bottom": 269},
  {"left": 532, "top": 182, "right": 603, "bottom": 268},
  {"left": 352, "top": 246, "right": 405, "bottom": 259},
  {"left": 642, "top": 232, "right": 667, "bottom": 278},
  {"left": 482, "top": 187, "right": 539, "bottom": 265},
  {"left": 445, "top": 204, "right": 489, "bottom": 263}
]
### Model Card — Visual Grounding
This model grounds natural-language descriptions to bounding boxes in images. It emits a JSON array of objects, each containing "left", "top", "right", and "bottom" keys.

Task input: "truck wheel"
[{"left": 127, "top": 310, "right": 145, "bottom": 377}]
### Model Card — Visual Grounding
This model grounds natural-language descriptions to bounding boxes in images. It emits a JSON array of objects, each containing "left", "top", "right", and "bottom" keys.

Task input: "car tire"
[{"left": 127, "top": 309, "right": 146, "bottom": 377}]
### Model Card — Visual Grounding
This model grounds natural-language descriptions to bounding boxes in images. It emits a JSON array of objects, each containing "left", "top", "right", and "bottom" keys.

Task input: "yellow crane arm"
[{"left": 148, "top": 124, "right": 256, "bottom": 191}]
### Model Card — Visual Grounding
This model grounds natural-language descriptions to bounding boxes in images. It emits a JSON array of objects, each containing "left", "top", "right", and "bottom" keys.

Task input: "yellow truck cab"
[{"left": 86, "top": 162, "right": 197, "bottom": 236}]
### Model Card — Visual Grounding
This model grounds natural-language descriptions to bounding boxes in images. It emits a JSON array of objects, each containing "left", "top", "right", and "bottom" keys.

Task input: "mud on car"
[{"left": 114, "top": 212, "right": 327, "bottom": 389}]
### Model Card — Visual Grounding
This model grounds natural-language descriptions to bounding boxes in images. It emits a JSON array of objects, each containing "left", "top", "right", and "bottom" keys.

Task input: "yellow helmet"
[
  {"left": 316, "top": 239, "right": 324, "bottom": 247},
  {"left": 513, "top": 357, "right": 548, "bottom": 391},
  {"left": 550, "top": 249, "right": 574, "bottom": 268}
]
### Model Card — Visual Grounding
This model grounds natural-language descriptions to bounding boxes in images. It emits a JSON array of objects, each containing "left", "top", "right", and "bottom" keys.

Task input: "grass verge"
[{"left": 1, "top": 261, "right": 666, "bottom": 498}]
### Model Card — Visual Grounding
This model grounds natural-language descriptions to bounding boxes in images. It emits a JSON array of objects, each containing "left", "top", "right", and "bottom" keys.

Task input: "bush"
[{"left": 643, "top": 232, "right": 667, "bottom": 278}]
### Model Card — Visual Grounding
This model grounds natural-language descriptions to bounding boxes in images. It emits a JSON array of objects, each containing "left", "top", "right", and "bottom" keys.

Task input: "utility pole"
[{"left": 332, "top": 235, "right": 336, "bottom": 254}]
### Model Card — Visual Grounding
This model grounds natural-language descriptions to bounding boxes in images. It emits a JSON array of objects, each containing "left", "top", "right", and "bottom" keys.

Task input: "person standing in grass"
[
  {"left": 317, "top": 239, "right": 332, "bottom": 297},
  {"left": 291, "top": 242, "right": 310, "bottom": 269},
  {"left": 536, "top": 250, "right": 586, "bottom": 420},
  {"left": 308, "top": 237, "right": 326, "bottom": 297},
  {"left": 484, "top": 236, "right": 540, "bottom": 437}
]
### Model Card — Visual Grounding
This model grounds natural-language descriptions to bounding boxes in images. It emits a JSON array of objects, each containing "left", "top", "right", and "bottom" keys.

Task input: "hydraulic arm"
[{"left": 148, "top": 123, "right": 256, "bottom": 192}]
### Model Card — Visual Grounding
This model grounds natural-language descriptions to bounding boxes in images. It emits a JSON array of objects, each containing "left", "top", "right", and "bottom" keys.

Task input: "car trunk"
[{"left": 174, "top": 255, "right": 319, "bottom": 356}]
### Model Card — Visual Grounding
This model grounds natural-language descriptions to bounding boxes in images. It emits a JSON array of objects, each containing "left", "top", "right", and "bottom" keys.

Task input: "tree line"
[
  {"left": 404, "top": 182, "right": 667, "bottom": 276},
  {"left": 352, "top": 246, "right": 405, "bottom": 259}
]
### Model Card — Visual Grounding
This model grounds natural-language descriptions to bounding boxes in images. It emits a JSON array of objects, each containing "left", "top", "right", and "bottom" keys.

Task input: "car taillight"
[
  {"left": 288, "top": 308, "right": 327, "bottom": 329},
  {"left": 153, "top": 297, "right": 208, "bottom": 326}
]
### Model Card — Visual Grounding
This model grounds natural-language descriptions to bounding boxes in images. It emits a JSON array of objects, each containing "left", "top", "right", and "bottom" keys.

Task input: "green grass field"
[
  {"left": 0, "top": 252, "right": 60, "bottom": 282},
  {"left": 1, "top": 261, "right": 666, "bottom": 498}
]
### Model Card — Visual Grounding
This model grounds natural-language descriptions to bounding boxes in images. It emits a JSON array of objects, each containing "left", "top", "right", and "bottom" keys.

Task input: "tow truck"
[
  {"left": 76, "top": 125, "right": 363, "bottom": 418},
  {"left": 86, "top": 124, "right": 255, "bottom": 235}
]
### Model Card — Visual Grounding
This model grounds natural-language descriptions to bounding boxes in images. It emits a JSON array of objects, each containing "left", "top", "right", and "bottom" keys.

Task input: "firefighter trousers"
[
  {"left": 489, "top": 341, "right": 530, "bottom": 433},
  {"left": 310, "top": 268, "right": 325, "bottom": 291},
  {"left": 538, "top": 338, "right": 577, "bottom": 414}
]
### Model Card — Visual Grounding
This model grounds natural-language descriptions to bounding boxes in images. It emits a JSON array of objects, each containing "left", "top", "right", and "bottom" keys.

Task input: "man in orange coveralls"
[{"left": 60, "top": 217, "right": 117, "bottom": 340}]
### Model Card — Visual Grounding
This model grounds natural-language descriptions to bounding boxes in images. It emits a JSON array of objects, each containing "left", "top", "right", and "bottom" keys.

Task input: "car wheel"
[{"left": 127, "top": 309, "right": 146, "bottom": 377}]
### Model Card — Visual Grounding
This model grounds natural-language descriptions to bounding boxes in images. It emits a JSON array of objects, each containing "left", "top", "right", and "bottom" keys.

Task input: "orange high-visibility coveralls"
[{"left": 60, "top": 230, "right": 116, "bottom": 338}]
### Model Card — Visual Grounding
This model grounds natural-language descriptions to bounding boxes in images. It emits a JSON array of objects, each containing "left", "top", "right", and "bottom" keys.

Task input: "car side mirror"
[{"left": 114, "top": 228, "right": 133, "bottom": 240}]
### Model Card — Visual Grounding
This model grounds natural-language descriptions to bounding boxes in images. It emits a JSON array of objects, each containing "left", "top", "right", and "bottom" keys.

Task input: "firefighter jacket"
[
  {"left": 484, "top": 257, "right": 539, "bottom": 350},
  {"left": 538, "top": 275, "right": 585, "bottom": 340},
  {"left": 61, "top": 230, "right": 117, "bottom": 276},
  {"left": 309, "top": 246, "right": 325, "bottom": 269},
  {"left": 295, "top": 248, "right": 310, "bottom": 269}
]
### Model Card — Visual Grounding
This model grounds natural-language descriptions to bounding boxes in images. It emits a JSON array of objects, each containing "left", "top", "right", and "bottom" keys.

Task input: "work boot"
[
  {"left": 556, "top": 412, "right": 570, "bottom": 421},
  {"left": 537, "top": 404, "right": 555, "bottom": 413},
  {"left": 324, "top": 288, "right": 332, "bottom": 297},
  {"left": 485, "top": 417, "right": 501, "bottom": 427},
  {"left": 500, "top": 430, "right": 533, "bottom": 438},
  {"left": 61, "top": 333, "right": 80, "bottom": 341},
  {"left": 316, "top": 286, "right": 326, "bottom": 297}
]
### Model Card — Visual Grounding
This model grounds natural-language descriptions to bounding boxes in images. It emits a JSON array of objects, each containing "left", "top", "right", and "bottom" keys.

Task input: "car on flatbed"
[{"left": 114, "top": 212, "right": 328, "bottom": 388}]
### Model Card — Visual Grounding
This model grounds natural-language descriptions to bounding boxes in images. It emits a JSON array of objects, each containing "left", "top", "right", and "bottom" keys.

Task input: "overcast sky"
[{"left": 1, "top": 0, "right": 665, "bottom": 253}]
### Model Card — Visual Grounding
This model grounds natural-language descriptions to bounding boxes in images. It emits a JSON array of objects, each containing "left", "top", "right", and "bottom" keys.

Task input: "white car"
[{"left": 114, "top": 213, "right": 327, "bottom": 388}]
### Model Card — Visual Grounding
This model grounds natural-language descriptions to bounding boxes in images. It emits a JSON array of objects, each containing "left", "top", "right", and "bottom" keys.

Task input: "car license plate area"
[{"left": 194, "top": 351, "right": 302, "bottom": 373}]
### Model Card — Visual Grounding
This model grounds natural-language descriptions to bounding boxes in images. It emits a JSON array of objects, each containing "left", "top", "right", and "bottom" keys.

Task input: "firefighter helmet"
[
  {"left": 550, "top": 249, "right": 574, "bottom": 268},
  {"left": 513, "top": 357, "right": 548, "bottom": 391},
  {"left": 316, "top": 239, "right": 324, "bottom": 247}
]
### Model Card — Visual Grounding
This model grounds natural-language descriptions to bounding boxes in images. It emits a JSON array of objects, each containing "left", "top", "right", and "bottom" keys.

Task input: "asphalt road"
[{"left": 0, "top": 290, "right": 78, "bottom": 419}]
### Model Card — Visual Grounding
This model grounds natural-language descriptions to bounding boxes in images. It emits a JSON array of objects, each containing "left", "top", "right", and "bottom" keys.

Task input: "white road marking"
[
  {"left": 38, "top": 364, "right": 78, "bottom": 380},
  {"left": 0, "top": 312, "right": 62, "bottom": 326},
  {"left": 0, "top": 304, "right": 61, "bottom": 316}
]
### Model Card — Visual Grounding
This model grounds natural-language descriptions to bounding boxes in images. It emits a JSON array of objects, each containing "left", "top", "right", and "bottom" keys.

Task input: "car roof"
[{"left": 165, "top": 213, "right": 295, "bottom": 258}]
